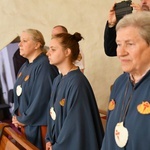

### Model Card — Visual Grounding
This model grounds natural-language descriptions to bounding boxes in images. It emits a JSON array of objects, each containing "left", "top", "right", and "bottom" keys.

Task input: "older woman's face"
[
  {"left": 116, "top": 26, "right": 150, "bottom": 75},
  {"left": 18, "top": 32, "right": 37, "bottom": 59}
]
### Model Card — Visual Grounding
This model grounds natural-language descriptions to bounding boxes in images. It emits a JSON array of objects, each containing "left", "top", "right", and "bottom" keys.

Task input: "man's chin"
[{"left": 141, "top": 5, "right": 150, "bottom": 11}]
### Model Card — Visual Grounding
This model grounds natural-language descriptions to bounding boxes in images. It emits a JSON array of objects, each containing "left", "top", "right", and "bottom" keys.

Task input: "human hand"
[
  {"left": 108, "top": 3, "right": 117, "bottom": 27},
  {"left": 131, "top": 2, "right": 142, "bottom": 11},
  {"left": 12, "top": 116, "right": 18, "bottom": 127},
  {"left": 12, "top": 116, "right": 25, "bottom": 128},
  {"left": 46, "top": 142, "right": 52, "bottom": 150}
]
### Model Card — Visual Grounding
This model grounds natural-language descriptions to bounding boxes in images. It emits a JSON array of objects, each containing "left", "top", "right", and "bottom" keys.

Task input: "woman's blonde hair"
[{"left": 23, "top": 29, "right": 46, "bottom": 52}]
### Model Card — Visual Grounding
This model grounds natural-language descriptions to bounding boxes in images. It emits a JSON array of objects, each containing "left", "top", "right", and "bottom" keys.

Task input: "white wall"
[{"left": 0, "top": 0, "right": 139, "bottom": 110}]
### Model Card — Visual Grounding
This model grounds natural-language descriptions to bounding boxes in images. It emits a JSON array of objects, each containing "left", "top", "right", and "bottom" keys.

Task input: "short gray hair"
[{"left": 116, "top": 11, "right": 150, "bottom": 45}]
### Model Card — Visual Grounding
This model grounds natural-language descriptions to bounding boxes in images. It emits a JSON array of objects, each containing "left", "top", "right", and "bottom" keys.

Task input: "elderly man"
[{"left": 103, "top": 0, "right": 150, "bottom": 56}]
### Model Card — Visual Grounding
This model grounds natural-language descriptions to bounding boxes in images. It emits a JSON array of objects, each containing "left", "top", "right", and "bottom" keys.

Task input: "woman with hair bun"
[{"left": 46, "top": 32, "right": 104, "bottom": 150}]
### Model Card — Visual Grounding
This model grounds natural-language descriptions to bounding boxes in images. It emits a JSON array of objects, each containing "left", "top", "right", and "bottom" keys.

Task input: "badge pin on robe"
[
  {"left": 114, "top": 122, "right": 128, "bottom": 148},
  {"left": 137, "top": 101, "right": 150, "bottom": 114},
  {"left": 59, "top": 98, "right": 65, "bottom": 106},
  {"left": 16, "top": 85, "right": 22, "bottom": 96},
  {"left": 18, "top": 72, "right": 22, "bottom": 78},
  {"left": 108, "top": 99, "right": 116, "bottom": 110},
  {"left": 24, "top": 75, "right": 30, "bottom": 81},
  {"left": 50, "top": 107, "right": 56, "bottom": 120}
]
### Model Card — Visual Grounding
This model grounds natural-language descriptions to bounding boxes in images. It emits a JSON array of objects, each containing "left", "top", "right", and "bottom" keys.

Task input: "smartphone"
[{"left": 115, "top": 0, "right": 133, "bottom": 21}]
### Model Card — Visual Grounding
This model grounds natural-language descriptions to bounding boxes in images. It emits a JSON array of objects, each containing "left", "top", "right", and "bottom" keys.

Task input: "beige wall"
[{"left": 0, "top": 0, "right": 139, "bottom": 110}]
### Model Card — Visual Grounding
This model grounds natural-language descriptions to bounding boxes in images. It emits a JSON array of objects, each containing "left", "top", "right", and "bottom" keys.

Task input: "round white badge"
[
  {"left": 50, "top": 107, "right": 56, "bottom": 120},
  {"left": 114, "top": 122, "right": 129, "bottom": 148},
  {"left": 16, "top": 85, "right": 22, "bottom": 96}
]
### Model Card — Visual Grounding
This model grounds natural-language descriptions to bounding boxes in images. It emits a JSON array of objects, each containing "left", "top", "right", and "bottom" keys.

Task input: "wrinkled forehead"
[
  {"left": 117, "top": 26, "right": 139, "bottom": 34},
  {"left": 52, "top": 27, "right": 64, "bottom": 36},
  {"left": 116, "top": 26, "right": 140, "bottom": 41}
]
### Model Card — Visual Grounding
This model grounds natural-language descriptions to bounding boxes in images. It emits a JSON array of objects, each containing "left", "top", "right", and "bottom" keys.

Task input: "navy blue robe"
[
  {"left": 101, "top": 71, "right": 150, "bottom": 150},
  {"left": 13, "top": 53, "right": 58, "bottom": 149},
  {"left": 46, "top": 68, "right": 104, "bottom": 150}
]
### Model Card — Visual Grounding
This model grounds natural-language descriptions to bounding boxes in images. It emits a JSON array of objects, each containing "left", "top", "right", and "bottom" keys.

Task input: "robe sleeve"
[{"left": 104, "top": 21, "right": 117, "bottom": 56}]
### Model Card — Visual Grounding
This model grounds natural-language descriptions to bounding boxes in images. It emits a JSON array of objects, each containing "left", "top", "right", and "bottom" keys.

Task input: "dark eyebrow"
[{"left": 50, "top": 46, "right": 56, "bottom": 49}]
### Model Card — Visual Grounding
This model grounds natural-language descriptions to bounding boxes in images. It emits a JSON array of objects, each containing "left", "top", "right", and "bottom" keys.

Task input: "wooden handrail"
[{"left": 0, "top": 123, "right": 39, "bottom": 150}]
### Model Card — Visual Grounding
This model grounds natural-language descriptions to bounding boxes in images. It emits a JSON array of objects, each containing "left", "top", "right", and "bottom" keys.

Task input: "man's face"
[{"left": 140, "top": 0, "right": 150, "bottom": 11}]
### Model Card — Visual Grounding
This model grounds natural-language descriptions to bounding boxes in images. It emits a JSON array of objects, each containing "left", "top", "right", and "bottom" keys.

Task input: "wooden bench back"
[{"left": 0, "top": 123, "right": 39, "bottom": 150}]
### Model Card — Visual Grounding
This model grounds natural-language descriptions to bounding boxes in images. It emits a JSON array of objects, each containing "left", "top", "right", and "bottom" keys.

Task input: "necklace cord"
[{"left": 119, "top": 79, "right": 134, "bottom": 122}]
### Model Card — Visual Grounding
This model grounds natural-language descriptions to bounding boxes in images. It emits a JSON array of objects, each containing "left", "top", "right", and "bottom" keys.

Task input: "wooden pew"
[{"left": 0, "top": 123, "right": 39, "bottom": 150}]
